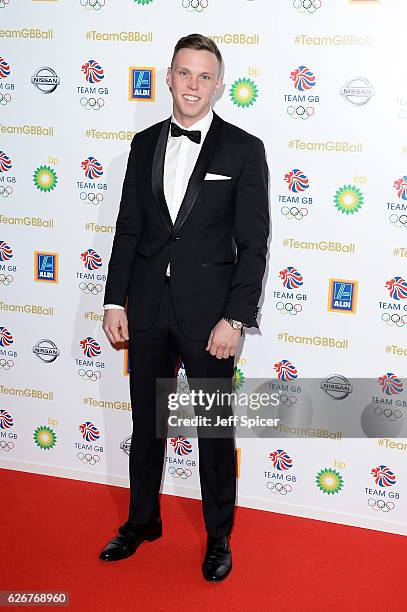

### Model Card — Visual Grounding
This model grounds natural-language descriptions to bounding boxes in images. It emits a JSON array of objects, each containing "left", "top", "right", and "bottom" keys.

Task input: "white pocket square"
[{"left": 204, "top": 173, "right": 232, "bottom": 181}]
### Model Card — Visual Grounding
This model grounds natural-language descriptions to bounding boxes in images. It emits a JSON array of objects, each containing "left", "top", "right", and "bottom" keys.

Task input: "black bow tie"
[{"left": 170, "top": 122, "right": 201, "bottom": 144}]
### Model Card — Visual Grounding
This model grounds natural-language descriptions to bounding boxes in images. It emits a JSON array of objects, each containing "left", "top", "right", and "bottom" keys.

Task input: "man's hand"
[
  {"left": 103, "top": 309, "right": 129, "bottom": 345},
  {"left": 206, "top": 319, "right": 241, "bottom": 359}
]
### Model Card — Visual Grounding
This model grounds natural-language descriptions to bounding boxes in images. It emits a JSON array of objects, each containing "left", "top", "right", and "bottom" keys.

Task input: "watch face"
[{"left": 232, "top": 321, "right": 242, "bottom": 329}]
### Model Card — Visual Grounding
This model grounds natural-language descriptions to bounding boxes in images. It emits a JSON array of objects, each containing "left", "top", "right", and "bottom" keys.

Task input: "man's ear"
[
  {"left": 166, "top": 67, "right": 172, "bottom": 88},
  {"left": 214, "top": 76, "right": 223, "bottom": 95}
]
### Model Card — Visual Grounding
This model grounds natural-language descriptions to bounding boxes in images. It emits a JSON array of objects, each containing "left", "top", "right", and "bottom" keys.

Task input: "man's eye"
[{"left": 202, "top": 75, "right": 210, "bottom": 80}]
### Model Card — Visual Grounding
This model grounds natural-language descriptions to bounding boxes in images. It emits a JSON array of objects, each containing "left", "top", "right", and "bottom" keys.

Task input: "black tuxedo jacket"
[{"left": 104, "top": 112, "right": 269, "bottom": 340}]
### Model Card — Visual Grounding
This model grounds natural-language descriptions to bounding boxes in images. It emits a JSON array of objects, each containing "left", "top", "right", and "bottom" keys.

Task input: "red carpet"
[{"left": 1, "top": 468, "right": 405, "bottom": 611}]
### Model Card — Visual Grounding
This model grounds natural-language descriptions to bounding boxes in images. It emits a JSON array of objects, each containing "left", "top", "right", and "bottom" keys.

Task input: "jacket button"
[{"left": 171, "top": 236, "right": 181, "bottom": 241}]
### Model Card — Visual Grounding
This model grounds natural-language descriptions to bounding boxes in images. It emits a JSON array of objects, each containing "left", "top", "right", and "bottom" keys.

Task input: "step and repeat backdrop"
[{"left": 1, "top": 0, "right": 407, "bottom": 535}]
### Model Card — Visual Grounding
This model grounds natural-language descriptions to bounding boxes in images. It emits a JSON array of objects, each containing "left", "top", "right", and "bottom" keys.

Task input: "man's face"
[{"left": 166, "top": 47, "right": 222, "bottom": 127}]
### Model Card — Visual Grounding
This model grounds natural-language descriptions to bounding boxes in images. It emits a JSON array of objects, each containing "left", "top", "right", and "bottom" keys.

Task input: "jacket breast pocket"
[{"left": 201, "top": 179, "right": 234, "bottom": 189}]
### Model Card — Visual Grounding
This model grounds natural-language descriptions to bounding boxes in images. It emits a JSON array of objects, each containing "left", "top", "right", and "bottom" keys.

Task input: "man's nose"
[{"left": 187, "top": 76, "right": 199, "bottom": 90}]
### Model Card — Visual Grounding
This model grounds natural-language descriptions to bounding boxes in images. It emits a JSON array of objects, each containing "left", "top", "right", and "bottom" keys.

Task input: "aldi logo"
[
  {"left": 34, "top": 251, "right": 58, "bottom": 283},
  {"left": 328, "top": 279, "right": 358, "bottom": 314},
  {"left": 128, "top": 67, "right": 155, "bottom": 101}
]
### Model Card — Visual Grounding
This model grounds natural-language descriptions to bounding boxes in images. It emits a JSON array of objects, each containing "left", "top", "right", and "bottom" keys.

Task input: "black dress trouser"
[{"left": 127, "top": 279, "right": 236, "bottom": 537}]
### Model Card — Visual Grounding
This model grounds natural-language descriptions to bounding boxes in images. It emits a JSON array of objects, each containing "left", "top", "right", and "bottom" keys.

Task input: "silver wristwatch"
[{"left": 223, "top": 317, "right": 244, "bottom": 331}]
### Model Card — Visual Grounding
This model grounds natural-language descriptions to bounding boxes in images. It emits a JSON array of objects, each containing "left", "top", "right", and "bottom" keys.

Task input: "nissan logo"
[{"left": 31, "top": 67, "right": 60, "bottom": 94}]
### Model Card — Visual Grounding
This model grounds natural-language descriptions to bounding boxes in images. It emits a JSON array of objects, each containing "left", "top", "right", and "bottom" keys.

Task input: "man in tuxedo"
[{"left": 100, "top": 33, "right": 269, "bottom": 581}]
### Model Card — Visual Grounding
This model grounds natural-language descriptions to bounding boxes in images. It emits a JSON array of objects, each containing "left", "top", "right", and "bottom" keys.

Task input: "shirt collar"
[{"left": 170, "top": 109, "right": 213, "bottom": 142}]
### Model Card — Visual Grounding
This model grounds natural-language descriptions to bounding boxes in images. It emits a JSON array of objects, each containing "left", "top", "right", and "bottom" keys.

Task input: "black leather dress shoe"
[
  {"left": 202, "top": 536, "right": 232, "bottom": 582},
  {"left": 99, "top": 518, "right": 162, "bottom": 562}
]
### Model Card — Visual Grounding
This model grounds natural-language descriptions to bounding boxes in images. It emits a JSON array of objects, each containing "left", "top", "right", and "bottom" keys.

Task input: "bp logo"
[
  {"left": 229, "top": 78, "right": 258, "bottom": 108},
  {"left": 334, "top": 185, "right": 363, "bottom": 214},
  {"left": 316, "top": 468, "right": 343, "bottom": 494},
  {"left": 33, "top": 165, "right": 58, "bottom": 193},
  {"left": 33, "top": 425, "right": 57, "bottom": 450},
  {"left": 233, "top": 366, "right": 245, "bottom": 390}
]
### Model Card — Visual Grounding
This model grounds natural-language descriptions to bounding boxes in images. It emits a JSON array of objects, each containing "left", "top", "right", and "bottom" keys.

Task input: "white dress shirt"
[{"left": 105, "top": 109, "right": 213, "bottom": 311}]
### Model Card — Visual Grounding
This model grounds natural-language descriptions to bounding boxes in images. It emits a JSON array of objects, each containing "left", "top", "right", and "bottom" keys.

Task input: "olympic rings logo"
[
  {"left": 287, "top": 105, "right": 315, "bottom": 120},
  {"left": 0, "top": 440, "right": 14, "bottom": 451},
  {"left": 77, "top": 452, "right": 101, "bottom": 465},
  {"left": 80, "top": 0, "right": 105, "bottom": 10},
  {"left": 373, "top": 406, "right": 402, "bottom": 421},
  {"left": 266, "top": 482, "right": 292, "bottom": 495},
  {"left": 276, "top": 302, "right": 303, "bottom": 315},
  {"left": 0, "top": 274, "right": 13, "bottom": 285},
  {"left": 279, "top": 395, "right": 297, "bottom": 407},
  {"left": 78, "top": 369, "right": 102, "bottom": 381},
  {"left": 389, "top": 213, "right": 407, "bottom": 228},
  {"left": 293, "top": 0, "right": 322, "bottom": 13},
  {"left": 368, "top": 498, "right": 395, "bottom": 512},
  {"left": 80, "top": 97, "right": 105, "bottom": 111},
  {"left": 0, "top": 93, "right": 11, "bottom": 105},
  {"left": 181, "top": 0, "right": 208, "bottom": 12},
  {"left": 381, "top": 313, "right": 407, "bottom": 328},
  {"left": 80, "top": 192, "right": 104, "bottom": 205},
  {"left": 79, "top": 282, "right": 103, "bottom": 295},
  {"left": 0, "top": 359, "right": 14, "bottom": 370},
  {"left": 0, "top": 186, "right": 13, "bottom": 197},
  {"left": 0, "top": 0, "right": 11, "bottom": 8},
  {"left": 281, "top": 206, "right": 308, "bottom": 220},
  {"left": 168, "top": 466, "right": 192, "bottom": 479}
]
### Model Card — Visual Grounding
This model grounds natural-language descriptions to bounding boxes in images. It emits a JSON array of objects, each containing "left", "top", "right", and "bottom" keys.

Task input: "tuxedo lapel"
[
  {"left": 151, "top": 117, "right": 173, "bottom": 232},
  {"left": 173, "top": 112, "right": 224, "bottom": 234}
]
